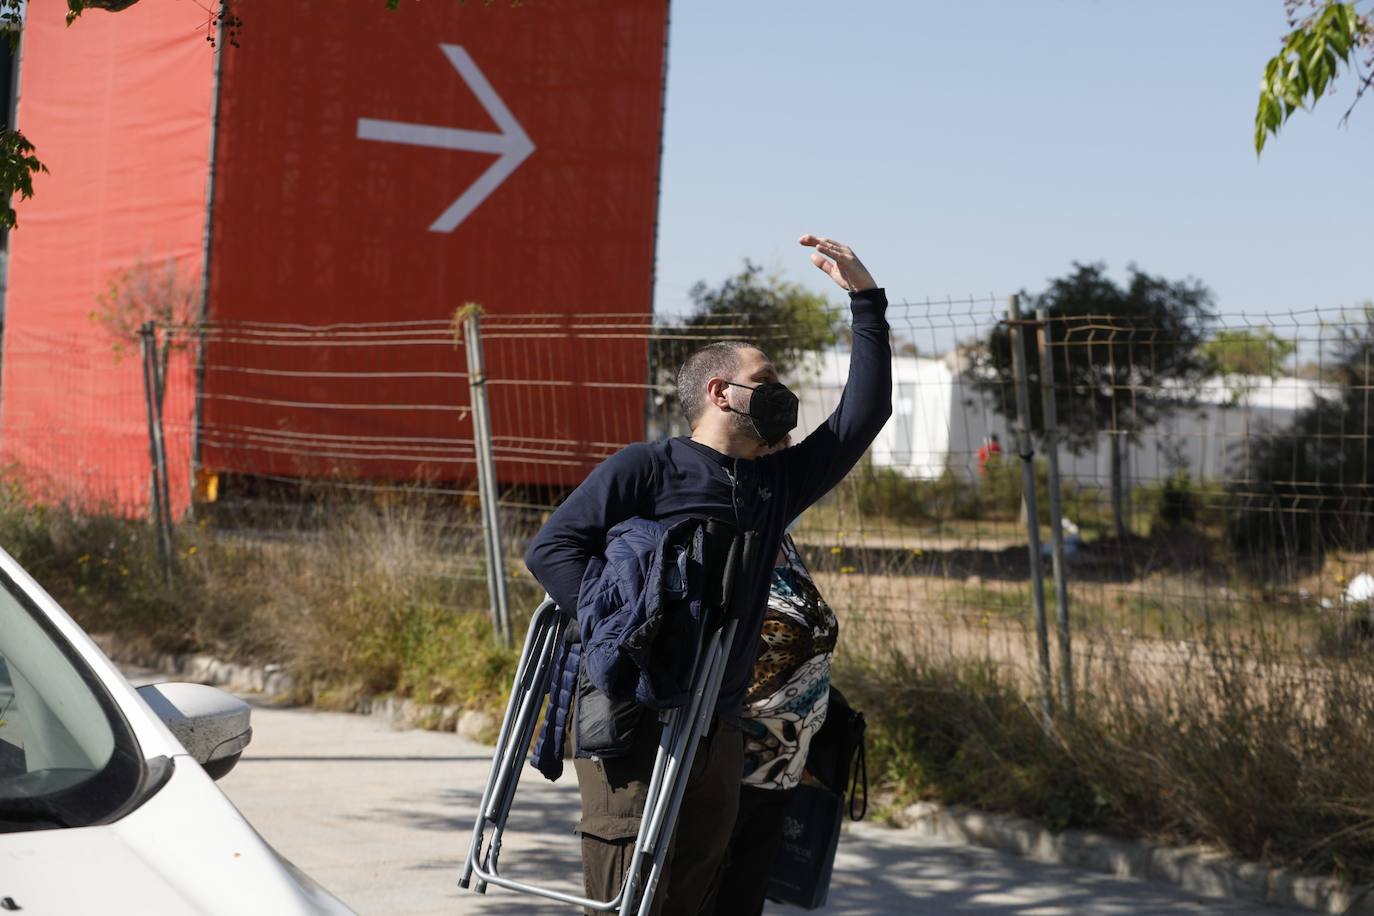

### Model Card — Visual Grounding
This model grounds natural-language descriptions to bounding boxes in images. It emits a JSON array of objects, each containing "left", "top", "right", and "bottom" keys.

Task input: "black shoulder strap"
[{"left": 848, "top": 739, "right": 868, "bottom": 821}]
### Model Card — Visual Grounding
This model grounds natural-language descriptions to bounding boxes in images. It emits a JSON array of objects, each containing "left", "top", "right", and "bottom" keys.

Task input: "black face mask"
[{"left": 724, "top": 380, "right": 799, "bottom": 447}]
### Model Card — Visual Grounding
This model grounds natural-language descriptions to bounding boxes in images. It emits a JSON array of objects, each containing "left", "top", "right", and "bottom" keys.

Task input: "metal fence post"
[
  {"left": 463, "top": 308, "right": 512, "bottom": 647},
  {"left": 1037, "top": 308, "right": 1074, "bottom": 716},
  {"left": 139, "top": 321, "right": 174, "bottom": 581},
  {"left": 1008, "top": 295, "right": 1054, "bottom": 726}
]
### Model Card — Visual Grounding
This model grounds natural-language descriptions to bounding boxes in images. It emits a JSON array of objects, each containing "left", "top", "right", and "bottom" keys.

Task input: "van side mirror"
[{"left": 135, "top": 683, "right": 252, "bottom": 780}]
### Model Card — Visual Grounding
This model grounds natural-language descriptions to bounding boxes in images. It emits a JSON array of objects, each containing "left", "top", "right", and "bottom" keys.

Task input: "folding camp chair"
[{"left": 460, "top": 522, "right": 757, "bottom": 915}]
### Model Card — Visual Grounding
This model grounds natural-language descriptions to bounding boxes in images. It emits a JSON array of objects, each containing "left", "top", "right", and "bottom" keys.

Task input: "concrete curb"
[
  {"left": 94, "top": 636, "right": 498, "bottom": 743},
  {"left": 891, "top": 801, "right": 1374, "bottom": 914},
  {"left": 99, "top": 636, "right": 1374, "bottom": 914}
]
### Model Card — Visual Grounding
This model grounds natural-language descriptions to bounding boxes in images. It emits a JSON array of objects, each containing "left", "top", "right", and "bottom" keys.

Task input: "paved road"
[{"left": 180, "top": 692, "right": 1291, "bottom": 916}]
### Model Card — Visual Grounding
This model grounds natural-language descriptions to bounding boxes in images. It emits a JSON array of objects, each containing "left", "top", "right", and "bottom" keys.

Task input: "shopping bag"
[
  {"left": 764, "top": 784, "right": 843, "bottom": 909},
  {"left": 806, "top": 685, "right": 868, "bottom": 820}
]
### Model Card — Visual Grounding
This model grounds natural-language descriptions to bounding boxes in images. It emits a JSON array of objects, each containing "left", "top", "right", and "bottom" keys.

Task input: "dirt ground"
[{"left": 808, "top": 540, "right": 1374, "bottom": 703}]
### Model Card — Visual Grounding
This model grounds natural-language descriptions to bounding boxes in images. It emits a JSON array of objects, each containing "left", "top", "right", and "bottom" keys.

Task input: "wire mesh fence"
[
  {"left": 0, "top": 323, "right": 197, "bottom": 516},
  {"left": 1022, "top": 306, "right": 1374, "bottom": 666},
  {"left": 7, "top": 299, "right": 1374, "bottom": 695}
]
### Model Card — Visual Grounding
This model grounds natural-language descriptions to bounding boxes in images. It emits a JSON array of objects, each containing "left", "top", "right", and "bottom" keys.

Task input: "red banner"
[
  {"left": 0, "top": 1, "right": 215, "bottom": 514},
  {"left": 202, "top": 0, "right": 669, "bottom": 488}
]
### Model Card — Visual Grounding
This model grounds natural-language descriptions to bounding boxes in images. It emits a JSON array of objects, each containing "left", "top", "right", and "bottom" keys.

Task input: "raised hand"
[{"left": 798, "top": 235, "right": 877, "bottom": 292}]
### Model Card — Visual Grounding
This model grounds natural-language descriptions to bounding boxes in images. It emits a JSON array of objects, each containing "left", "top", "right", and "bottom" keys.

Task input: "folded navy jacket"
[{"left": 530, "top": 516, "right": 722, "bottom": 781}]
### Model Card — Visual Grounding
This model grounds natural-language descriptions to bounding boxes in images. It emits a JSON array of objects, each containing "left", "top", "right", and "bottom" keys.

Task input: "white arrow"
[{"left": 357, "top": 44, "right": 535, "bottom": 233}]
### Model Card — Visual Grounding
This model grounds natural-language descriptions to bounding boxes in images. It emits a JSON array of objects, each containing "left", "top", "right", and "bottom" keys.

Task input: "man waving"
[{"left": 526, "top": 234, "right": 893, "bottom": 915}]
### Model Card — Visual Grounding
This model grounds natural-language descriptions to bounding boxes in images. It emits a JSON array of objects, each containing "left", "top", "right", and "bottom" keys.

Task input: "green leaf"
[
  {"left": 1330, "top": 26, "right": 1351, "bottom": 57},
  {"left": 0, "top": 128, "right": 50, "bottom": 229},
  {"left": 1254, "top": 1, "right": 1368, "bottom": 154},
  {"left": 1312, "top": 60, "right": 1330, "bottom": 99},
  {"left": 1266, "top": 96, "right": 1283, "bottom": 130}
]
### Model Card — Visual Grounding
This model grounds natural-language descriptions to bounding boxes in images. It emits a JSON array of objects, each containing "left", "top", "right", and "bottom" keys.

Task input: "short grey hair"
[{"left": 676, "top": 341, "right": 755, "bottom": 426}]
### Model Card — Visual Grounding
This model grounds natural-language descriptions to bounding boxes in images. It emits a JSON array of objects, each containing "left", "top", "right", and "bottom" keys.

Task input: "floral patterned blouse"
[{"left": 739, "top": 535, "right": 838, "bottom": 790}]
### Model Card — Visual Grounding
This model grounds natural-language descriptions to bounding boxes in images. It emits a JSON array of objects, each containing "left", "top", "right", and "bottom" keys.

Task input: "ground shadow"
[{"left": 803, "top": 528, "right": 1239, "bottom": 586}]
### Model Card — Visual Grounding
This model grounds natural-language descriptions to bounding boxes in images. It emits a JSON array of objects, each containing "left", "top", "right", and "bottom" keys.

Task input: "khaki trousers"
[{"left": 573, "top": 714, "right": 743, "bottom": 916}]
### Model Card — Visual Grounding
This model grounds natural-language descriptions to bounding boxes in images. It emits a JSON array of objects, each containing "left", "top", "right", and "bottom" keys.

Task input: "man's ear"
[{"left": 706, "top": 377, "right": 730, "bottom": 411}]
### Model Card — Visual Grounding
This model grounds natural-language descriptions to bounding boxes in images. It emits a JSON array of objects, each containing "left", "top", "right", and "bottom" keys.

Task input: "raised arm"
[
  {"left": 779, "top": 236, "right": 893, "bottom": 517},
  {"left": 524, "top": 444, "right": 655, "bottom": 615}
]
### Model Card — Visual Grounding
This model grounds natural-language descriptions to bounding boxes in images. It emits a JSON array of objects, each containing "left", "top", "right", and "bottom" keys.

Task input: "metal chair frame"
[{"left": 461, "top": 528, "right": 752, "bottom": 915}]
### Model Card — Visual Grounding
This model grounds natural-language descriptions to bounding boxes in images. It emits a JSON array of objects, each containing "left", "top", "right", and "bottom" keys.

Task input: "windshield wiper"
[
  {"left": 0, "top": 796, "right": 75, "bottom": 834},
  {"left": 0, "top": 805, "right": 72, "bottom": 831}
]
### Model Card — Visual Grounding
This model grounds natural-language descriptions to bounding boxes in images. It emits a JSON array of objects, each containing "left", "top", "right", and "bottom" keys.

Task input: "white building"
[{"left": 796, "top": 350, "right": 1328, "bottom": 485}]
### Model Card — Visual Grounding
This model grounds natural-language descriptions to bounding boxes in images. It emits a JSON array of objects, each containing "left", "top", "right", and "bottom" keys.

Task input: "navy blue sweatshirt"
[{"left": 525, "top": 288, "right": 892, "bottom": 718}]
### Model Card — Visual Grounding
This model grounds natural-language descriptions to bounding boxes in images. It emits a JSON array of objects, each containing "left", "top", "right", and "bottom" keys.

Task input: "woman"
[{"left": 710, "top": 522, "right": 838, "bottom": 915}]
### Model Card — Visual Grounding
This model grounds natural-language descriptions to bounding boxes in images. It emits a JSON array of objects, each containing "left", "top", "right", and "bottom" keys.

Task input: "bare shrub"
[
  {"left": 0, "top": 481, "right": 537, "bottom": 718},
  {"left": 839, "top": 629, "right": 1374, "bottom": 882}
]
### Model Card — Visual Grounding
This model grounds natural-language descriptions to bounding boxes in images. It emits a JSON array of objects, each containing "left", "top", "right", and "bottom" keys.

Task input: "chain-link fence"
[{"left": 7, "top": 299, "right": 1374, "bottom": 699}]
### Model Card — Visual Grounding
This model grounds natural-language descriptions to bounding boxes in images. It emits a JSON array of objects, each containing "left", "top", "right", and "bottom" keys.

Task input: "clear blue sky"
[{"left": 653, "top": 1, "right": 1374, "bottom": 343}]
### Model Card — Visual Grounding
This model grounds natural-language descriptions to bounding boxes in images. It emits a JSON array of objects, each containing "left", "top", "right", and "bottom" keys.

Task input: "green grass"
[{"left": 937, "top": 583, "right": 1038, "bottom": 620}]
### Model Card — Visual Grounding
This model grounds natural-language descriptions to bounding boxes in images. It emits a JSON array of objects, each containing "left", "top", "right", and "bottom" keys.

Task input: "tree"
[
  {"left": 1202, "top": 328, "right": 1297, "bottom": 378},
  {"left": 89, "top": 257, "right": 203, "bottom": 423},
  {"left": 649, "top": 261, "right": 842, "bottom": 435},
  {"left": 1255, "top": 1, "right": 1373, "bottom": 154},
  {"left": 1229, "top": 303, "right": 1374, "bottom": 566},
  {"left": 967, "top": 263, "right": 1215, "bottom": 540}
]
